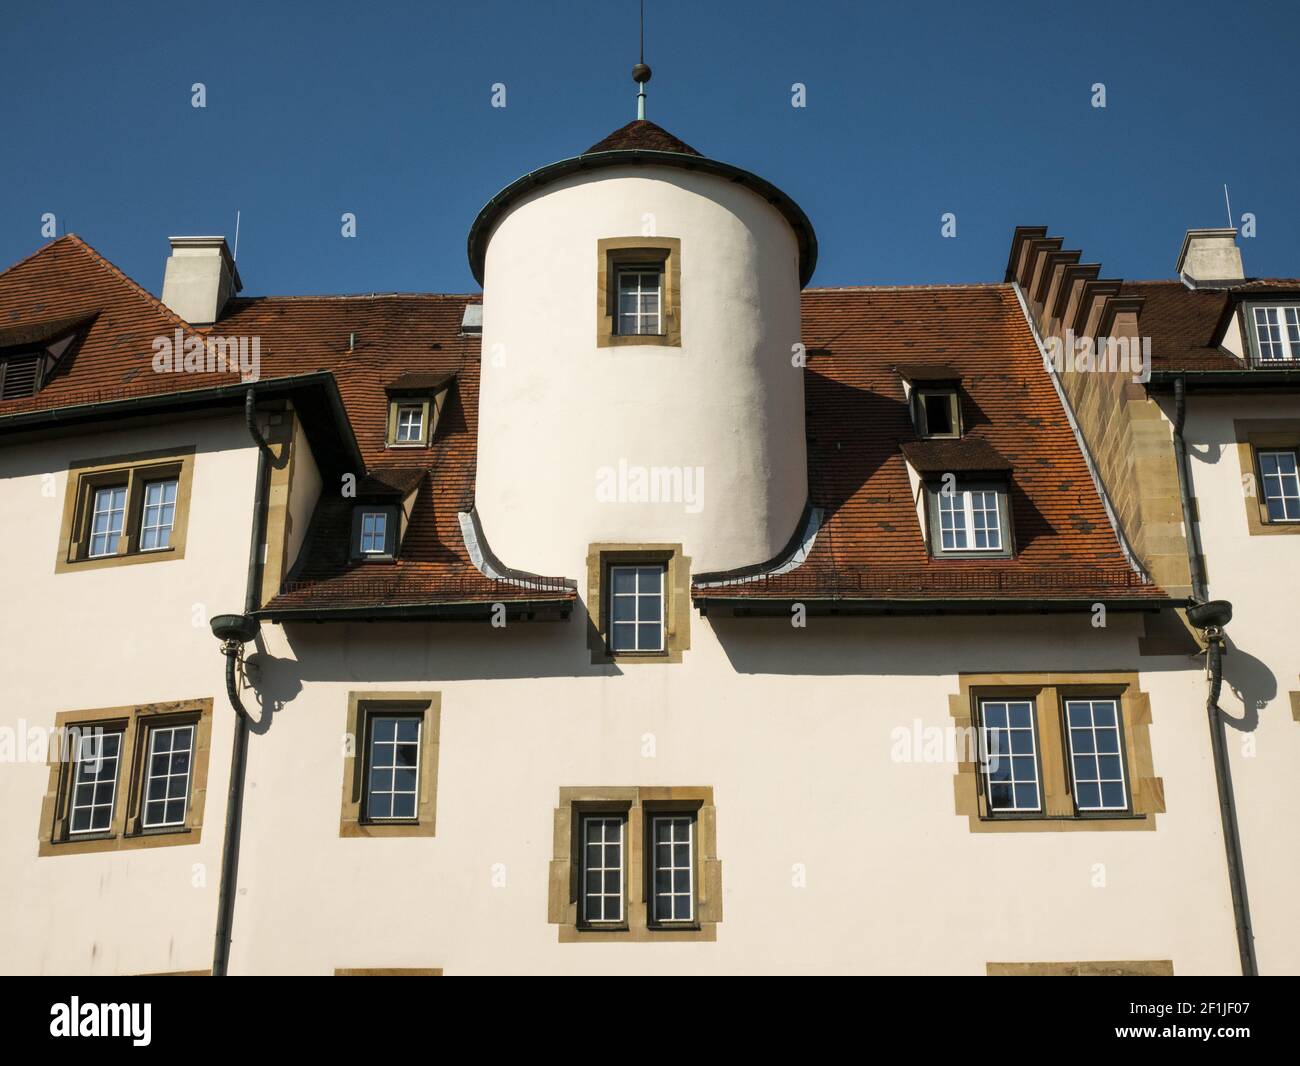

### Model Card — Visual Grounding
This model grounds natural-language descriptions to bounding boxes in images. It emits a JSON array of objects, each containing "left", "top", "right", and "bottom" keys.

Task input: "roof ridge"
[
  {"left": 58, "top": 233, "right": 195, "bottom": 333},
  {"left": 228, "top": 292, "right": 482, "bottom": 303}
]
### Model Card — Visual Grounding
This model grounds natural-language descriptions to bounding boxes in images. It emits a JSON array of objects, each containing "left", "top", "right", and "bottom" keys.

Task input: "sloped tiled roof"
[
  {"left": 584, "top": 119, "right": 702, "bottom": 157},
  {"left": 0, "top": 239, "right": 1166, "bottom": 612},
  {"left": 696, "top": 285, "right": 1162, "bottom": 603}
]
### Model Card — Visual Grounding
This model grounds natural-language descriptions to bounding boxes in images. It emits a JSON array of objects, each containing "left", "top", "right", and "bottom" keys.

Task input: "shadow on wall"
[{"left": 1218, "top": 636, "right": 1276, "bottom": 733}]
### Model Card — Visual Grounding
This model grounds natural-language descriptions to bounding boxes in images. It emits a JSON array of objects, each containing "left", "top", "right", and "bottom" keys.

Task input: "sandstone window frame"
[
  {"left": 1234, "top": 419, "right": 1300, "bottom": 536},
  {"left": 38, "top": 699, "right": 213, "bottom": 857},
  {"left": 596, "top": 237, "right": 682, "bottom": 348},
  {"left": 549, "top": 787, "right": 721, "bottom": 943},
  {"left": 586, "top": 544, "right": 691, "bottom": 665},
  {"left": 55, "top": 446, "right": 196, "bottom": 573},
  {"left": 950, "top": 673, "right": 1162, "bottom": 833},
  {"left": 340, "top": 691, "right": 440, "bottom": 838},
  {"left": 986, "top": 960, "right": 1174, "bottom": 976}
]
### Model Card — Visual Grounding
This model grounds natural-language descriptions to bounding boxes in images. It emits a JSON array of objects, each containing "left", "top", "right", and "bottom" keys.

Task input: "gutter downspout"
[
  {"left": 1175, "top": 378, "right": 1257, "bottom": 975},
  {"left": 1204, "top": 631, "right": 1258, "bottom": 976},
  {"left": 212, "top": 390, "right": 274, "bottom": 977}
]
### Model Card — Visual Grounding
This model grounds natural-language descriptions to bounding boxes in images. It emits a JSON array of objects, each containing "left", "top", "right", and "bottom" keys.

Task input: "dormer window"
[
  {"left": 0, "top": 348, "right": 43, "bottom": 400},
  {"left": 384, "top": 373, "right": 454, "bottom": 449},
  {"left": 1249, "top": 305, "right": 1300, "bottom": 365},
  {"left": 931, "top": 483, "right": 1008, "bottom": 554},
  {"left": 0, "top": 313, "right": 93, "bottom": 401},
  {"left": 916, "top": 388, "right": 961, "bottom": 438},
  {"left": 351, "top": 505, "right": 399, "bottom": 561}
]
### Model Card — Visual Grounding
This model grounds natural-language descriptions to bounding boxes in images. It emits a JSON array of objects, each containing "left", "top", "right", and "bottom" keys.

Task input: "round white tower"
[{"left": 468, "top": 118, "right": 816, "bottom": 578}]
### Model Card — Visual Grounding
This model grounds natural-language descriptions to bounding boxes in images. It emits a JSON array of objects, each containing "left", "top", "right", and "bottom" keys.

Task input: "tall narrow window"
[
  {"left": 937, "top": 487, "right": 1003, "bottom": 552},
  {"left": 360, "top": 511, "right": 389, "bottom": 555},
  {"left": 1258, "top": 449, "right": 1300, "bottom": 521},
  {"left": 650, "top": 814, "right": 695, "bottom": 924},
  {"left": 142, "top": 724, "right": 194, "bottom": 828},
  {"left": 364, "top": 715, "right": 421, "bottom": 822},
  {"left": 617, "top": 268, "right": 662, "bottom": 336},
  {"left": 87, "top": 485, "right": 128, "bottom": 558},
  {"left": 1252, "top": 306, "right": 1300, "bottom": 364},
  {"left": 139, "top": 479, "right": 178, "bottom": 550},
  {"left": 979, "top": 699, "right": 1041, "bottom": 813},
  {"left": 581, "top": 815, "right": 625, "bottom": 925},
  {"left": 1065, "top": 699, "right": 1128, "bottom": 812},
  {"left": 68, "top": 728, "right": 123, "bottom": 834},
  {"left": 609, "top": 564, "right": 665, "bottom": 653}
]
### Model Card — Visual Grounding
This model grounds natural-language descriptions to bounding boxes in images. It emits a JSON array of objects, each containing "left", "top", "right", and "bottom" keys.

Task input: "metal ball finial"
[{"left": 632, "top": 62, "right": 652, "bottom": 84}]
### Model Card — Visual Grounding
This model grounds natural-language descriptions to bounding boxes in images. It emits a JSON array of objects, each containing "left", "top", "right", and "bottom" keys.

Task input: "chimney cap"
[{"left": 166, "top": 235, "right": 242, "bottom": 292}]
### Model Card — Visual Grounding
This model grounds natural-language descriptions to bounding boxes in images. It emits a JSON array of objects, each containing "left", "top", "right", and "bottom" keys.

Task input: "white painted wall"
[
  {"left": 0, "top": 414, "right": 255, "bottom": 975},
  {"left": 475, "top": 167, "right": 807, "bottom": 577},
  {"left": 1166, "top": 392, "right": 1300, "bottom": 975}
]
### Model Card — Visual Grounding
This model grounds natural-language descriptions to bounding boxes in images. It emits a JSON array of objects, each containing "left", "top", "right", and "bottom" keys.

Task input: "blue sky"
[{"left": 2, "top": 0, "right": 1296, "bottom": 296}]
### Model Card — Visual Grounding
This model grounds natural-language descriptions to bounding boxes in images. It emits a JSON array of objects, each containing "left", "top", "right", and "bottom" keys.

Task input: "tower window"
[{"left": 616, "top": 267, "right": 662, "bottom": 336}]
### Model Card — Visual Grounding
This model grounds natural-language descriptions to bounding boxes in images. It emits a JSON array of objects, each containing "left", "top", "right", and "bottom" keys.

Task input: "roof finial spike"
[{"left": 632, "top": 0, "right": 651, "bottom": 120}]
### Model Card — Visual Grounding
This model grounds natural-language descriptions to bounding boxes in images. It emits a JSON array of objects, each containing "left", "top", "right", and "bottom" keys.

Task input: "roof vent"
[
  {"left": 161, "top": 236, "right": 242, "bottom": 325},
  {"left": 1175, "top": 228, "right": 1244, "bottom": 287},
  {"left": 460, "top": 304, "right": 483, "bottom": 336}
]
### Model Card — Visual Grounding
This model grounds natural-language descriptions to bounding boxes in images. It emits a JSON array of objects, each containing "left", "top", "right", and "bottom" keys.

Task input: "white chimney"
[
  {"left": 1175, "top": 227, "right": 1244, "bottom": 285},
  {"left": 160, "top": 236, "right": 242, "bottom": 324}
]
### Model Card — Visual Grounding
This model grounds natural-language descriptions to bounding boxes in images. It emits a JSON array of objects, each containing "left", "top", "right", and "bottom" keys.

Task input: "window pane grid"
[
  {"left": 1065, "top": 699, "right": 1128, "bottom": 811},
  {"left": 938, "top": 488, "right": 1002, "bottom": 552},
  {"left": 69, "top": 729, "right": 122, "bottom": 834},
  {"left": 652, "top": 815, "right": 694, "bottom": 923},
  {"left": 395, "top": 404, "right": 424, "bottom": 442},
  {"left": 1254, "top": 306, "right": 1300, "bottom": 363},
  {"left": 139, "top": 478, "right": 178, "bottom": 551},
  {"left": 609, "top": 565, "right": 665, "bottom": 652},
  {"left": 360, "top": 511, "right": 388, "bottom": 554},
  {"left": 581, "top": 816, "right": 625, "bottom": 923},
  {"left": 980, "top": 700, "right": 1041, "bottom": 813},
  {"left": 142, "top": 724, "right": 194, "bottom": 828},
  {"left": 617, "top": 269, "right": 662, "bottom": 335},
  {"left": 88, "top": 486, "right": 127, "bottom": 557},
  {"left": 1259, "top": 450, "right": 1300, "bottom": 521},
  {"left": 365, "top": 715, "right": 421, "bottom": 821}
]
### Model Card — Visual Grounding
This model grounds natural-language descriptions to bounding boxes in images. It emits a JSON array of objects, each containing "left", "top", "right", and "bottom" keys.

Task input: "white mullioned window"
[
  {"left": 1064, "top": 699, "right": 1128, "bottom": 812},
  {"left": 88, "top": 485, "right": 128, "bottom": 558},
  {"left": 979, "top": 699, "right": 1041, "bottom": 813},
  {"left": 139, "top": 478, "right": 178, "bottom": 551},
  {"left": 142, "top": 724, "right": 195, "bottom": 828},
  {"left": 617, "top": 267, "right": 662, "bottom": 336},
  {"left": 68, "top": 728, "right": 123, "bottom": 834},
  {"left": 609, "top": 564, "right": 665, "bottom": 652},
  {"left": 395, "top": 403, "right": 425, "bottom": 443},
  {"left": 937, "top": 487, "right": 1002, "bottom": 552},
  {"left": 360, "top": 511, "right": 388, "bottom": 555},
  {"left": 651, "top": 814, "right": 695, "bottom": 923},
  {"left": 365, "top": 715, "right": 421, "bottom": 821},
  {"left": 581, "top": 815, "right": 625, "bottom": 924},
  {"left": 1258, "top": 449, "right": 1300, "bottom": 522},
  {"left": 1252, "top": 306, "right": 1300, "bottom": 363}
]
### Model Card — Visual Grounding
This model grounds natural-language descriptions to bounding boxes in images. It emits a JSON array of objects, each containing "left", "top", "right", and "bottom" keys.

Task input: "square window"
[
  {"left": 580, "top": 815, "right": 625, "bottom": 925},
  {"left": 395, "top": 404, "right": 425, "bottom": 443},
  {"left": 649, "top": 814, "right": 695, "bottom": 924},
  {"left": 1258, "top": 449, "right": 1300, "bottom": 522},
  {"left": 608, "top": 564, "right": 665, "bottom": 653},
  {"left": 363, "top": 714, "right": 422, "bottom": 822},
  {"left": 616, "top": 268, "right": 662, "bottom": 336},
  {"left": 935, "top": 485, "right": 1005, "bottom": 554},
  {"left": 979, "top": 699, "right": 1042, "bottom": 813},
  {"left": 1252, "top": 306, "right": 1300, "bottom": 364},
  {"left": 1064, "top": 699, "right": 1129, "bottom": 812}
]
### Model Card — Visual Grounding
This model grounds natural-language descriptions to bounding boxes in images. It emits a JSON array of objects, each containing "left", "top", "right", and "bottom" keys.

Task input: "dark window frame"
[{"left": 924, "top": 479, "right": 1014, "bottom": 559}]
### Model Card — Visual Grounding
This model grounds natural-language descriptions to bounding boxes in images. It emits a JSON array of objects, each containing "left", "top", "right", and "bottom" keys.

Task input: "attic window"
[
  {"left": 384, "top": 375, "right": 454, "bottom": 449},
  {"left": 915, "top": 389, "right": 961, "bottom": 438},
  {"left": 0, "top": 350, "right": 43, "bottom": 400},
  {"left": 926, "top": 481, "right": 1013, "bottom": 558},
  {"left": 1249, "top": 305, "right": 1300, "bottom": 365},
  {"left": 351, "top": 505, "right": 399, "bottom": 561}
]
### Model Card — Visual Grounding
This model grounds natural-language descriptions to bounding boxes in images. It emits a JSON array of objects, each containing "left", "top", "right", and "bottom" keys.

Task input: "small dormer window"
[
  {"left": 394, "top": 403, "right": 424, "bottom": 444},
  {"left": 1249, "top": 305, "right": 1300, "bottom": 365},
  {"left": 925, "top": 481, "right": 1013, "bottom": 558},
  {"left": 351, "top": 505, "right": 399, "bottom": 561},
  {"left": 916, "top": 389, "right": 961, "bottom": 438}
]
